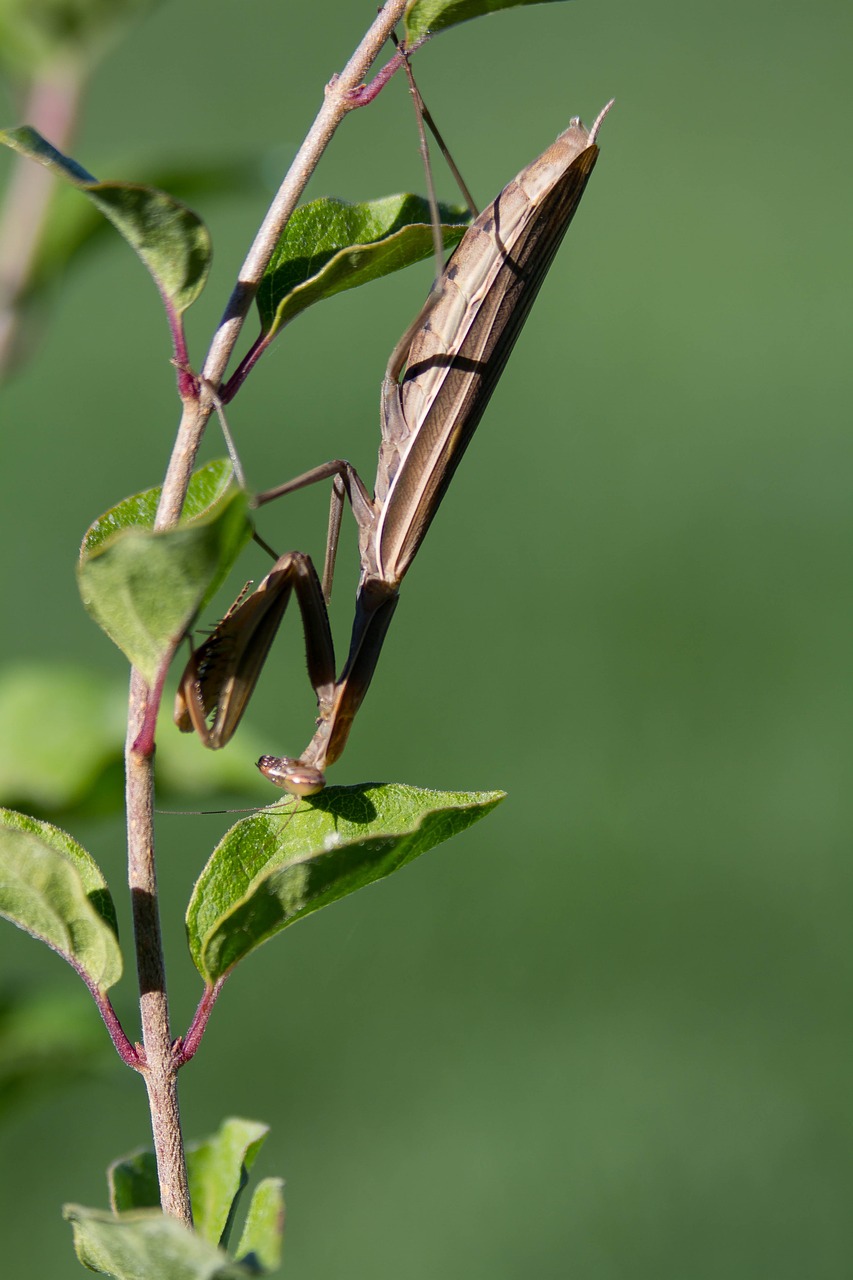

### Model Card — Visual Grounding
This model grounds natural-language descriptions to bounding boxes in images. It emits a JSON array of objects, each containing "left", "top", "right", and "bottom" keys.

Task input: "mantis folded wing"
[{"left": 176, "top": 105, "right": 610, "bottom": 794}]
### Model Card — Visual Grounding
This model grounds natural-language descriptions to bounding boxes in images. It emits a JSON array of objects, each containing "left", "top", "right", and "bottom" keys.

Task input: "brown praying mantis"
[{"left": 175, "top": 101, "right": 611, "bottom": 795}]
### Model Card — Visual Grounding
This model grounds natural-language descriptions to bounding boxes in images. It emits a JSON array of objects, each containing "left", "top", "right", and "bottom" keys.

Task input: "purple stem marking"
[
  {"left": 132, "top": 647, "right": 176, "bottom": 758},
  {"left": 220, "top": 330, "right": 271, "bottom": 404},
  {"left": 345, "top": 35, "right": 429, "bottom": 107},
  {"left": 174, "top": 976, "right": 229, "bottom": 1068},
  {"left": 80, "top": 970, "right": 143, "bottom": 1070}
]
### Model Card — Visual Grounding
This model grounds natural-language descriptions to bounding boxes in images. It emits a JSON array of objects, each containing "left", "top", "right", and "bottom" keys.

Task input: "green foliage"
[
  {"left": 64, "top": 1205, "right": 257, "bottom": 1279},
  {"left": 404, "top": 0, "right": 570, "bottom": 42},
  {"left": 186, "top": 783, "right": 505, "bottom": 984},
  {"left": 186, "top": 1119, "right": 269, "bottom": 1249},
  {"left": 111, "top": 1118, "right": 272, "bottom": 1249},
  {"left": 257, "top": 193, "right": 469, "bottom": 340},
  {"left": 233, "top": 1179, "right": 284, "bottom": 1275},
  {"left": 0, "top": 808, "right": 121, "bottom": 991},
  {"left": 31, "top": 153, "right": 261, "bottom": 301},
  {"left": 0, "top": 126, "right": 210, "bottom": 316},
  {"left": 81, "top": 460, "right": 238, "bottom": 554},
  {"left": 78, "top": 462, "right": 252, "bottom": 685},
  {"left": 82, "top": 1118, "right": 285, "bottom": 1277}
]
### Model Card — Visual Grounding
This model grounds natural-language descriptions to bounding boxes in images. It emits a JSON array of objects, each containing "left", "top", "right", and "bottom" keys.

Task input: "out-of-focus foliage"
[{"left": 0, "top": 0, "right": 158, "bottom": 77}]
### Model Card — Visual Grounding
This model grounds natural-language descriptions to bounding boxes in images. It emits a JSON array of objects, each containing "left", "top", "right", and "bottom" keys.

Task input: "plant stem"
[
  {"left": 0, "top": 66, "right": 84, "bottom": 378},
  {"left": 126, "top": 668, "right": 192, "bottom": 1223},
  {"left": 122, "top": 0, "right": 412, "bottom": 1223}
]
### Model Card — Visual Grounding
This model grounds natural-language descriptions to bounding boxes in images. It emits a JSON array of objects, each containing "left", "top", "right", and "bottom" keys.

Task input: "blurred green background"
[{"left": 1, "top": 0, "right": 851, "bottom": 1275}]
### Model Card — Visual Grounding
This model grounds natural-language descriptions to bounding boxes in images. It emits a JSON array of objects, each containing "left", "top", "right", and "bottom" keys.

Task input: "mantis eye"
[{"left": 257, "top": 754, "right": 326, "bottom": 797}]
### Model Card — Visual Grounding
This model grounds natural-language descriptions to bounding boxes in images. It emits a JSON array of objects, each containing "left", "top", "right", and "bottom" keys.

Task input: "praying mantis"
[{"left": 175, "top": 102, "right": 611, "bottom": 795}]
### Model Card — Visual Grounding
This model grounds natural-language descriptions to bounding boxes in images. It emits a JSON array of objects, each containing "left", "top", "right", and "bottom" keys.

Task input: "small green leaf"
[
  {"left": 3, "top": 154, "right": 261, "bottom": 379},
  {"left": 405, "top": 0, "right": 571, "bottom": 42},
  {"left": 33, "top": 156, "right": 260, "bottom": 298},
  {"left": 188, "top": 1118, "right": 269, "bottom": 1248},
  {"left": 110, "top": 1119, "right": 272, "bottom": 1250},
  {"left": 0, "top": 126, "right": 211, "bottom": 315},
  {"left": 0, "top": 809, "right": 121, "bottom": 991},
  {"left": 78, "top": 463, "right": 252, "bottom": 684},
  {"left": 235, "top": 1178, "right": 285, "bottom": 1275},
  {"left": 186, "top": 783, "right": 505, "bottom": 984},
  {"left": 257, "top": 194, "right": 469, "bottom": 340},
  {"left": 64, "top": 1204, "right": 253, "bottom": 1279},
  {"left": 80, "top": 463, "right": 235, "bottom": 558},
  {"left": 81, "top": 459, "right": 237, "bottom": 556}
]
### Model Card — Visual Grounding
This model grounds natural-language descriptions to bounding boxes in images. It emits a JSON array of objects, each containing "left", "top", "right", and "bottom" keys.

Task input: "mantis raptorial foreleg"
[{"left": 174, "top": 550, "right": 337, "bottom": 795}]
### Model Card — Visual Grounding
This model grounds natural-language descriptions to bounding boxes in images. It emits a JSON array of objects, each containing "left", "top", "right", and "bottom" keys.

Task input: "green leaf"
[
  {"left": 0, "top": 0, "right": 158, "bottom": 77},
  {"left": 110, "top": 1118, "right": 269, "bottom": 1249},
  {"left": 235, "top": 1178, "right": 285, "bottom": 1275},
  {"left": 33, "top": 155, "right": 260, "bottom": 298},
  {"left": 3, "top": 153, "right": 261, "bottom": 380},
  {"left": 187, "top": 783, "right": 505, "bottom": 984},
  {"left": 0, "top": 126, "right": 211, "bottom": 315},
  {"left": 188, "top": 1118, "right": 268, "bottom": 1248},
  {"left": 257, "top": 194, "right": 469, "bottom": 340},
  {"left": 0, "top": 808, "right": 121, "bottom": 991},
  {"left": 405, "top": 0, "right": 571, "bottom": 42},
  {"left": 81, "top": 459, "right": 237, "bottom": 555},
  {"left": 64, "top": 1205, "right": 254, "bottom": 1279},
  {"left": 78, "top": 462, "right": 253, "bottom": 685}
]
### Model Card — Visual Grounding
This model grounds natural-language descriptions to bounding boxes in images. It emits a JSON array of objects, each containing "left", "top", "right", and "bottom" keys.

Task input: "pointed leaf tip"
[
  {"left": 0, "top": 127, "right": 212, "bottom": 315},
  {"left": 187, "top": 782, "right": 505, "bottom": 983}
]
